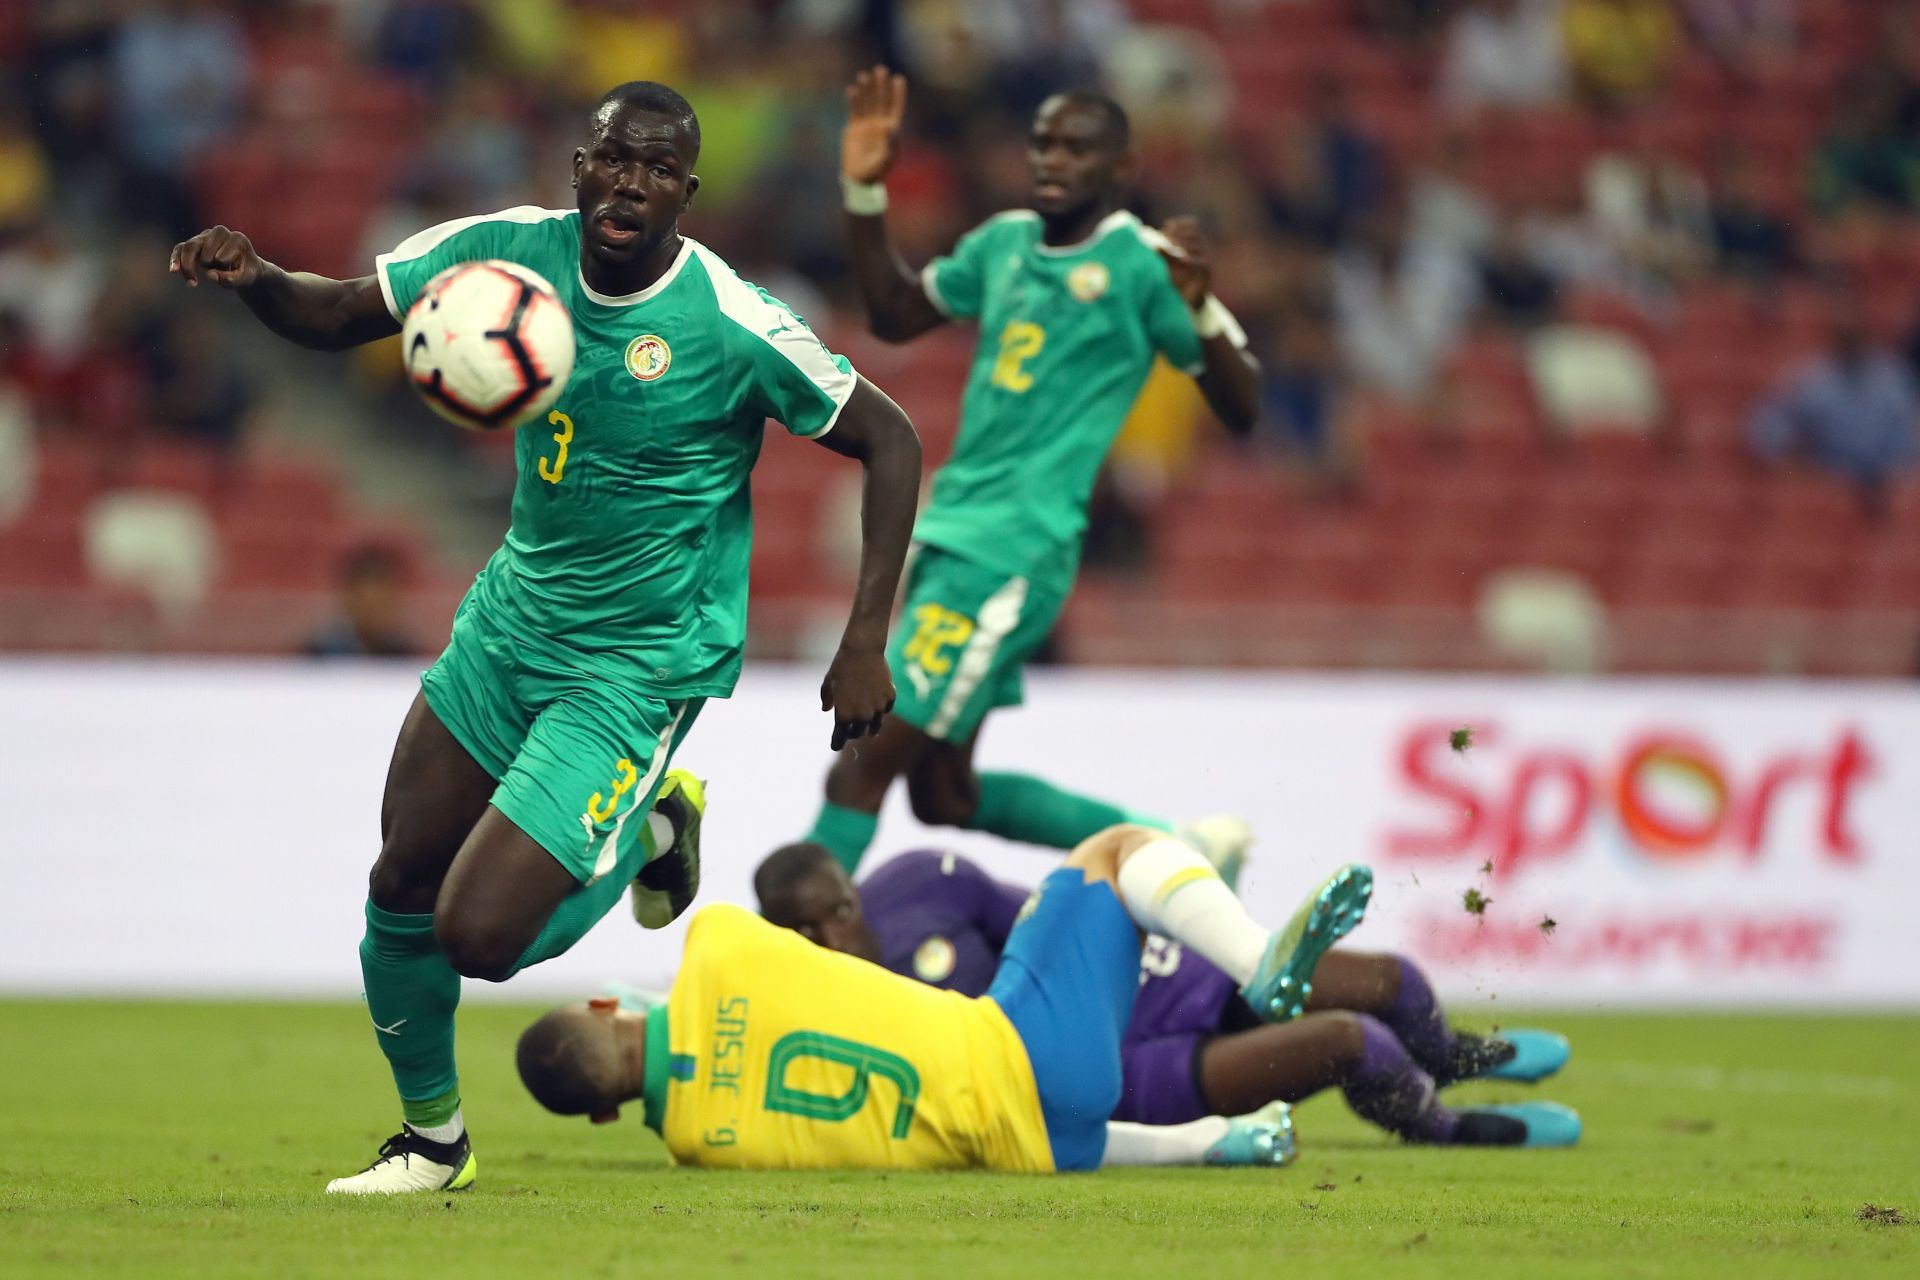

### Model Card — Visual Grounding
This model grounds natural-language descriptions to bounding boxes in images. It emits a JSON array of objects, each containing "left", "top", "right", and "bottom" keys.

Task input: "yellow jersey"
[{"left": 651, "top": 904, "right": 1054, "bottom": 1172}]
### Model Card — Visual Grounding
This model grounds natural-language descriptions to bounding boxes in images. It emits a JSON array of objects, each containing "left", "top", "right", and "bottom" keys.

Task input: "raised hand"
[
  {"left": 169, "top": 226, "right": 267, "bottom": 290},
  {"left": 820, "top": 640, "right": 895, "bottom": 751},
  {"left": 1156, "top": 215, "right": 1213, "bottom": 309},
  {"left": 843, "top": 65, "right": 908, "bottom": 186}
]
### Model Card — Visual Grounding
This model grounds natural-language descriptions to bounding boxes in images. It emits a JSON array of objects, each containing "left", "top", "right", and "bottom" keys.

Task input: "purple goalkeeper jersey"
[
  {"left": 859, "top": 849, "right": 1024, "bottom": 995},
  {"left": 859, "top": 850, "right": 1240, "bottom": 1041}
]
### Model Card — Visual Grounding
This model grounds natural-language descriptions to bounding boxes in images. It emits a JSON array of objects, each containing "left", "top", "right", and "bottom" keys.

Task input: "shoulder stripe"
[
  {"left": 920, "top": 261, "right": 953, "bottom": 317},
  {"left": 923, "top": 210, "right": 1038, "bottom": 316},
  {"left": 382, "top": 206, "right": 572, "bottom": 265},
  {"left": 1132, "top": 221, "right": 1176, "bottom": 255},
  {"left": 690, "top": 242, "right": 856, "bottom": 438},
  {"left": 373, "top": 206, "right": 572, "bottom": 320}
]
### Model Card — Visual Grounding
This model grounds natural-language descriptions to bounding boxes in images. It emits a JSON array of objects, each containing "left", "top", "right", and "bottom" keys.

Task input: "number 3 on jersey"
[
  {"left": 539, "top": 408, "right": 574, "bottom": 484},
  {"left": 990, "top": 321, "right": 1045, "bottom": 393}
]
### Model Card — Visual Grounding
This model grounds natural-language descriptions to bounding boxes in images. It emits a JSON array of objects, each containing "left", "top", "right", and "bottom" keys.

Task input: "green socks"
[
  {"left": 805, "top": 777, "right": 1172, "bottom": 868},
  {"left": 806, "top": 802, "right": 879, "bottom": 874},
  {"left": 404, "top": 1086, "right": 462, "bottom": 1138},
  {"left": 966, "top": 771, "right": 1173, "bottom": 849},
  {"left": 359, "top": 902, "right": 462, "bottom": 1125},
  {"left": 359, "top": 813, "right": 662, "bottom": 1135}
]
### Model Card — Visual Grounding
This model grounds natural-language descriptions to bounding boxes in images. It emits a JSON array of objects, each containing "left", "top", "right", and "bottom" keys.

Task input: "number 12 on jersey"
[{"left": 990, "top": 321, "right": 1045, "bottom": 393}]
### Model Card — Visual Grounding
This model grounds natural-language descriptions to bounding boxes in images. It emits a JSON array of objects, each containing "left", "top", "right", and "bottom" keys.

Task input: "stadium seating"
[
  {"left": 4, "top": 0, "right": 1915, "bottom": 675},
  {"left": 0, "top": 437, "right": 446, "bottom": 654}
]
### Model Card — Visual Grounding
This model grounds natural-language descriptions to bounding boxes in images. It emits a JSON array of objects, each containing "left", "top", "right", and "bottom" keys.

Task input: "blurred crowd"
[{"left": 4, "top": 0, "right": 1920, "bottom": 653}]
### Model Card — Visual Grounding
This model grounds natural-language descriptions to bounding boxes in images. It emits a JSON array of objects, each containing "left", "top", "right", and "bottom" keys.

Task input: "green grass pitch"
[{"left": 3, "top": 1003, "right": 1914, "bottom": 1279}]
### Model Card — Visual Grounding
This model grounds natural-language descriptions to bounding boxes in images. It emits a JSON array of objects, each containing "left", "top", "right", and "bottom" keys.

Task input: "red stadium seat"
[
  {"left": 1382, "top": 532, "right": 1505, "bottom": 607},
  {"left": 219, "top": 460, "right": 343, "bottom": 524},
  {"left": 1845, "top": 540, "right": 1920, "bottom": 612},
  {"left": 1732, "top": 528, "right": 1860, "bottom": 610},
  {"left": 218, "top": 526, "right": 342, "bottom": 591},
  {"left": 0, "top": 521, "right": 87, "bottom": 588},
  {"left": 1757, "top": 472, "right": 1870, "bottom": 541},
  {"left": 1609, "top": 535, "right": 1741, "bottom": 608}
]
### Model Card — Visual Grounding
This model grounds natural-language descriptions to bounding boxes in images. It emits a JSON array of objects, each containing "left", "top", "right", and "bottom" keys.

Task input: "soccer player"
[
  {"left": 755, "top": 845, "right": 1580, "bottom": 1149},
  {"left": 797, "top": 69, "right": 1263, "bottom": 875},
  {"left": 516, "top": 826, "right": 1370, "bottom": 1171},
  {"left": 168, "top": 82, "right": 923, "bottom": 1194}
]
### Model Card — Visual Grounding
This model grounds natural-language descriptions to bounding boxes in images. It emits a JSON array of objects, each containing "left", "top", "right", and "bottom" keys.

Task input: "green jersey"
[
  {"left": 917, "top": 208, "right": 1205, "bottom": 579},
  {"left": 377, "top": 206, "right": 856, "bottom": 699}
]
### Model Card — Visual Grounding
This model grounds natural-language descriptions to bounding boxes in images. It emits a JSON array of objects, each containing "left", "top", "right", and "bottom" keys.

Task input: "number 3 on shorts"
[{"left": 586, "top": 757, "right": 638, "bottom": 824}]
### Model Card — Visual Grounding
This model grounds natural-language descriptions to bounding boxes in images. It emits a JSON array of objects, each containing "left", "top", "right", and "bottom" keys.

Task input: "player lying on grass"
[
  {"left": 517, "top": 826, "right": 1377, "bottom": 1170},
  {"left": 799, "top": 68, "right": 1261, "bottom": 879},
  {"left": 756, "top": 845, "right": 1578, "bottom": 1149},
  {"left": 170, "top": 81, "right": 922, "bottom": 1194}
]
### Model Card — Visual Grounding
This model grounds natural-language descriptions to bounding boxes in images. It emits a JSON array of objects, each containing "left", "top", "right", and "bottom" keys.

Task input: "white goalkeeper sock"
[
  {"left": 1099, "top": 1118, "right": 1231, "bottom": 1167},
  {"left": 1116, "top": 837, "right": 1269, "bottom": 985}
]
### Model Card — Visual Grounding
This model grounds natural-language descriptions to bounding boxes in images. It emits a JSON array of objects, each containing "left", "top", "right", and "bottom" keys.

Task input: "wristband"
[
  {"left": 1192, "top": 294, "right": 1246, "bottom": 346},
  {"left": 842, "top": 177, "right": 888, "bottom": 215}
]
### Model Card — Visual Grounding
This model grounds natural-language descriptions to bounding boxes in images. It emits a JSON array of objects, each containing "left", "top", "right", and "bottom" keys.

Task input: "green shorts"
[
  {"left": 421, "top": 598, "right": 703, "bottom": 887},
  {"left": 887, "top": 544, "right": 1068, "bottom": 743}
]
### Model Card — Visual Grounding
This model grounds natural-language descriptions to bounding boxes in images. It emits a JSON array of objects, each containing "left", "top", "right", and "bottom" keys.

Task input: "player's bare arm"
[
  {"left": 1156, "top": 216, "right": 1260, "bottom": 433},
  {"left": 168, "top": 226, "right": 398, "bottom": 352},
  {"left": 811, "top": 375, "right": 922, "bottom": 750},
  {"left": 841, "top": 66, "right": 947, "bottom": 343}
]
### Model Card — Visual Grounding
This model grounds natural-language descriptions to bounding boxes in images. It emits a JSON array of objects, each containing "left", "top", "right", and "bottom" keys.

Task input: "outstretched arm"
[
  {"left": 841, "top": 66, "right": 947, "bottom": 343},
  {"left": 811, "top": 375, "right": 923, "bottom": 749},
  {"left": 170, "top": 225, "right": 399, "bottom": 352},
  {"left": 1156, "top": 217, "right": 1261, "bottom": 434}
]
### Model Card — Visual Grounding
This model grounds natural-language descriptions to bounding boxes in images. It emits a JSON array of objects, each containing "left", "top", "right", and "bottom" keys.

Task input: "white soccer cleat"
[
  {"left": 325, "top": 1128, "right": 476, "bottom": 1195},
  {"left": 1178, "top": 814, "right": 1254, "bottom": 892}
]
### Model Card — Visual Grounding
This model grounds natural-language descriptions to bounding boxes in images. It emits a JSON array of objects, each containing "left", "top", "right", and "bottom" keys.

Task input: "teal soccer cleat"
[
  {"left": 1204, "top": 1102, "right": 1297, "bottom": 1167},
  {"left": 1478, "top": 1029, "right": 1571, "bottom": 1083},
  {"left": 1239, "top": 863, "right": 1374, "bottom": 1023},
  {"left": 1459, "top": 1102, "right": 1582, "bottom": 1148}
]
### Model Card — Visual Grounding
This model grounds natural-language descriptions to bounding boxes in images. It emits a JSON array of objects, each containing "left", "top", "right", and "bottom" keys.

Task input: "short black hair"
[
  {"left": 592, "top": 81, "right": 701, "bottom": 162},
  {"left": 1048, "top": 90, "right": 1131, "bottom": 150},
  {"left": 516, "top": 1008, "right": 621, "bottom": 1117},
  {"left": 754, "top": 841, "right": 837, "bottom": 925}
]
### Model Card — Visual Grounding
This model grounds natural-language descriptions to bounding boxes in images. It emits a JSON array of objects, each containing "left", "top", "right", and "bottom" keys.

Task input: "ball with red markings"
[{"left": 401, "top": 260, "right": 574, "bottom": 431}]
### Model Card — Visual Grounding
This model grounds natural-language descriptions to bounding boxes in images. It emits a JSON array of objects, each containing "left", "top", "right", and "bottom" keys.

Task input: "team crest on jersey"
[
  {"left": 1067, "top": 262, "right": 1110, "bottom": 302},
  {"left": 625, "top": 334, "right": 671, "bottom": 381},
  {"left": 913, "top": 936, "right": 957, "bottom": 983}
]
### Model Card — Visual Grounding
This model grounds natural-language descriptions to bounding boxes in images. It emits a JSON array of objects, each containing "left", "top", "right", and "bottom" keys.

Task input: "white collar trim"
[
  {"left": 577, "top": 236, "right": 694, "bottom": 306},
  {"left": 1033, "top": 209, "right": 1134, "bottom": 257}
]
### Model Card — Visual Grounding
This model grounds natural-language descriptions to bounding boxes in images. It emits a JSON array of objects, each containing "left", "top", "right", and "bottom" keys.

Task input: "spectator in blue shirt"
[
  {"left": 109, "top": 0, "right": 249, "bottom": 237},
  {"left": 1750, "top": 308, "right": 1918, "bottom": 515}
]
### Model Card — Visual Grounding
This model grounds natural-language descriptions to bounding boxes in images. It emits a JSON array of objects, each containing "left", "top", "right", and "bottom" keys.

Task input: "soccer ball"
[{"left": 402, "top": 260, "right": 574, "bottom": 431}]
